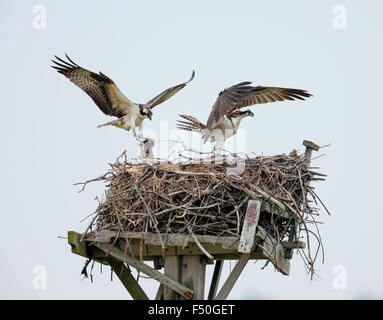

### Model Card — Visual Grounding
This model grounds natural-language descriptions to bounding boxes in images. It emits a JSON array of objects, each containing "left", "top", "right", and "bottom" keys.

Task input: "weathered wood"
[
  {"left": 303, "top": 140, "right": 319, "bottom": 164},
  {"left": 94, "top": 242, "right": 193, "bottom": 299},
  {"left": 303, "top": 140, "right": 320, "bottom": 152},
  {"left": 87, "top": 230, "right": 239, "bottom": 249},
  {"left": 257, "top": 226, "right": 290, "bottom": 275},
  {"left": 68, "top": 231, "right": 109, "bottom": 265},
  {"left": 155, "top": 284, "right": 164, "bottom": 300},
  {"left": 163, "top": 256, "right": 182, "bottom": 300},
  {"left": 285, "top": 223, "right": 297, "bottom": 259},
  {"left": 238, "top": 200, "right": 261, "bottom": 253},
  {"left": 180, "top": 256, "right": 206, "bottom": 300},
  {"left": 108, "top": 261, "right": 149, "bottom": 300},
  {"left": 214, "top": 252, "right": 251, "bottom": 300},
  {"left": 208, "top": 260, "right": 223, "bottom": 300},
  {"left": 261, "top": 202, "right": 290, "bottom": 219},
  {"left": 163, "top": 255, "right": 206, "bottom": 300},
  {"left": 281, "top": 241, "right": 305, "bottom": 249}
]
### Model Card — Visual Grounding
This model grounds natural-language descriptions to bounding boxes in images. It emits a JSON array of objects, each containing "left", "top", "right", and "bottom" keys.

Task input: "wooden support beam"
[
  {"left": 208, "top": 260, "right": 223, "bottom": 300},
  {"left": 180, "top": 256, "right": 206, "bottom": 300},
  {"left": 163, "top": 256, "right": 182, "bottom": 300},
  {"left": 108, "top": 261, "right": 149, "bottom": 300},
  {"left": 214, "top": 252, "right": 251, "bottom": 300},
  {"left": 94, "top": 242, "right": 193, "bottom": 299},
  {"left": 163, "top": 255, "right": 206, "bottom": 300}
]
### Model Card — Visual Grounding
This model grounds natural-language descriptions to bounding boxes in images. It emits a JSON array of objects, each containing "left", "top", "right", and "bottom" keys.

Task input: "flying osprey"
[
  {"left": 177, "top": 82, "right": 312, "bottom": 150},
  {"left": 52, "top": 54, "right": 195, "bottom": 140}
]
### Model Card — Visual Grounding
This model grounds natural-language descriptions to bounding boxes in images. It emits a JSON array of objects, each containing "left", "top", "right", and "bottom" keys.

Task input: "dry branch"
[{"left": 79, "top": 148, "right": 328, "bottom": 279}]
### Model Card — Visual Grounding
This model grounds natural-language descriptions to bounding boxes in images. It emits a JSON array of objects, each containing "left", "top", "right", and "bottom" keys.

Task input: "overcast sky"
[{"left": 1, "top": 0, "right": 382, "bottom": 299}]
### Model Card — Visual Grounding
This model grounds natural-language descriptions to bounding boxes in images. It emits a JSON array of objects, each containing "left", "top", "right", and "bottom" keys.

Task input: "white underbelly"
[{"left": 212, "top": 118, "right": 237, "bottom": 141}]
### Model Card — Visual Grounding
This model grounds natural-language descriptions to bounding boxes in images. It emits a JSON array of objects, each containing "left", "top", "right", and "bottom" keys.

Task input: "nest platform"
[{"left": 68, "top": 140, "right": 327, "bottom": 300}]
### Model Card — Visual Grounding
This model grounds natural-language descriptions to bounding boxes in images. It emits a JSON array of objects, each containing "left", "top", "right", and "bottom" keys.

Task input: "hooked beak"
[
  {"left": 249, "top": 111, "right": 254, "bottom": 117},
  {"left": 148, "top": 115, "right": 152, "bottom": 121}
]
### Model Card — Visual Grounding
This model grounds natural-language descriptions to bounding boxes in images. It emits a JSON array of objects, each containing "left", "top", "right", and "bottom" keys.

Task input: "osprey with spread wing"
[
  {"left": 52, "top": 54, "right": 194, "bottom": 140},
  {"left": 177, "top": 82, "right": 312, "bottom": 150}
]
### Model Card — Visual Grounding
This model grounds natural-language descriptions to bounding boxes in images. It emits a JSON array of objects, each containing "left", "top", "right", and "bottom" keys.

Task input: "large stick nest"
[{"left": 79, "top": 149, "right": 328, "bottom": 278}]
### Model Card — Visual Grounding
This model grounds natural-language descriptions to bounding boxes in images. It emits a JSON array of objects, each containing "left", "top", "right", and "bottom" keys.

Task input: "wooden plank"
[
  {"left": 214, "top": 252, "right": 251, "bottom": 300},
  {"left": 163, "top": 256, "right": 182, "bottom": 300},
  {"left": 146, "top": 245, "right": 176, "bottom": 256},
  {"left": 68, "top": 231, "right": 109, "bottom": 265},
  {"left": 94, "top": 242, "right": 193, "bottom": 299},
  {"left": 261, "top": 202, "right": 290, "bottom": 219},
  {"left": 281, "top": 241, "right": 305, "bottom": 249},
  {"left": 257, "top": 226, "right": 290, "bottom": 275},
  {"left": 285, "top": 222, "right": 297, "bottom": 259},
  {"left": 180, "top": 256, "right": 206, "bottom": 300},
  {"left": 87, "top": 230, "right": 239, "bottom": 249},
  {"left": 108, "top": 261, "right": 149, "bottom": 300},
  {"left": 212, "top": 251, "right": 265, "bottom": 260},
  {"left": 238, "top": 200, "right": 261, "bottom": 253},
  {"left": 208, "top": 260, "right": 223, "bottom": 300}
]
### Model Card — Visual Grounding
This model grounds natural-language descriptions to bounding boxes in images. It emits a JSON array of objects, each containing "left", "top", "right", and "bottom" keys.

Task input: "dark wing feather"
[
  {"left": 207, "top": 82, "right": 312, "bottom": 129},
  {"left": 145, "top": 70, "right": 195, "bottom": 109},
  {"left": 236, "top": 86, "right": 312, "bottom": 109},
  {"left": 51, "top": 54, "right": 126, "bottom": 117},
  {"left": 206, "top": 82, "right": 254, "bottom": 129},
  {"left": 176, "top": 114, "right": 207, "bottom": 133}
]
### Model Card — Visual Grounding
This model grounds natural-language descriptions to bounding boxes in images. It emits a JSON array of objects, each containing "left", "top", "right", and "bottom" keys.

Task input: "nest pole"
[{"left": 162, "top": 255, "right": 206, "bottom": 300}]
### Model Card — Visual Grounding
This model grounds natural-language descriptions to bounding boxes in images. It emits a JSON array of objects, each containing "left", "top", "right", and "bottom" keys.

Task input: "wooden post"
[
  {"left": 163, "top": 255, "right": 206, "bottom": 300},
  {"left": 303, "top": 140, "right": 319, "bottom": 162},
  {"left": 180, "top": 256, "right": 206, "bottom": 300},
  {"left": 163, "top": 256, "right": 182, "bottom": 300}
]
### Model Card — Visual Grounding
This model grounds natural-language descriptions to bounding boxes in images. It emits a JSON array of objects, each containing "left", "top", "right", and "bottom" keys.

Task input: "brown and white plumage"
[
  {"left": 52, "top": 54, "right": 194, "bottom": 139},
  {"left": 206, "top": 82, "right": 312, "bottom": 129},
  {"left": 177, "top": 81, "right": 312, "bottom": 150},
  {"left": 177, "top": 110, "right": 254, "bottom": 150}
]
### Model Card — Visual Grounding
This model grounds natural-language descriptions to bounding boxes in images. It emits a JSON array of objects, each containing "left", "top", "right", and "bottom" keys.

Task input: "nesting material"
[{"left": 79, "top": 149, "right": 328, "bottom": 278}]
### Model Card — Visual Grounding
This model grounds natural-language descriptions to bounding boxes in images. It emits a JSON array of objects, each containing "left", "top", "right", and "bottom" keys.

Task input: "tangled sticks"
[{"left": 78, "top": 149, "right": 328, "bottom": 279}]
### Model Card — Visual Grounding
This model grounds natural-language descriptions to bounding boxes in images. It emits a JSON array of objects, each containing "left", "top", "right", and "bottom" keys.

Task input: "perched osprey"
[
  {"left": 177, "top": 82, "right": 312, "bottom": 150},
  {"left": 52, "top": 54, "right": 195, "bottom": 140}
]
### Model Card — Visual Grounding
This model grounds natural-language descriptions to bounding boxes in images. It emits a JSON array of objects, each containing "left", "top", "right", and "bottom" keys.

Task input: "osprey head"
[
  {"left": 239, "top": 109, "right": 254, "bottom": 118},
  {"left": 139, "top": 105, "right": 153, "bottom": 120},
  {"left": 247, "top": 110, "right": 254, "bottom": 117}
]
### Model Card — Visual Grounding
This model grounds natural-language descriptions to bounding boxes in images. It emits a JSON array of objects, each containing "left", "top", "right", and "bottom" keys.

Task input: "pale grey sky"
[{"left": 1, "top": 0, "right": 382, "bottom": 299}]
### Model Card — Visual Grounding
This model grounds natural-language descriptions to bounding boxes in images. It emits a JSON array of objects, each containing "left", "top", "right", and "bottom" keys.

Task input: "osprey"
[
  {"left": 177, "top": 82, "right": 312, "bottom": 150},
  {"left": 52, "top": 54, "right": 195, "bottom": 140}
]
